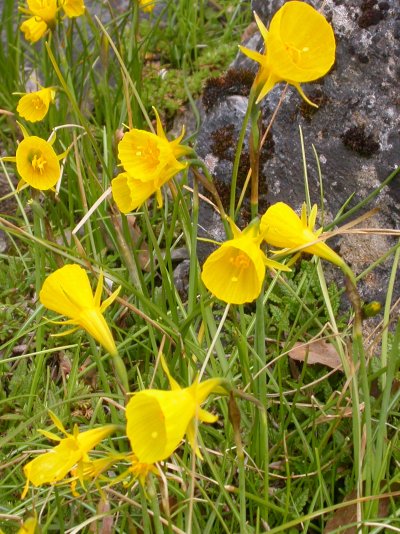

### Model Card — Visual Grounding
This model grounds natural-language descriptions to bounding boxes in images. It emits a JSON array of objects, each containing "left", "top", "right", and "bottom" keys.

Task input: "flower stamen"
[{"left": 31, "top": 153, "right": 47, "bottom": 174}]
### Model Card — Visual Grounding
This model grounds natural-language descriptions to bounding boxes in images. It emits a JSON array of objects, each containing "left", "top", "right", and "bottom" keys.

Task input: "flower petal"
[
  {"left": 111, "top": 172, "right": 159, "bottom": 213},
  {"left": 16, "top": 136, "right": 61, "bottom": 190},
  {"left": 201, "top": 237, "right": 266, "bottom": 304},
  {"left": 40, "top": 264, "right": 95, "bottom": 318},
  {"left": 126, "top": 388, "right": 195, "bottom": 464}
]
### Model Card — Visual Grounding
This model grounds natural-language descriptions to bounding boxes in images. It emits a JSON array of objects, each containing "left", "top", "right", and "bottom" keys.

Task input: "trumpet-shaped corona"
[
  {"left": 20, "top": 17, "right": 48, "bottom": 42},
  {"left": 240, "top": 2, "right": 335, "bottom": 106},
  {"left": 125, "top": 356, "right": 226, "bottom": 464},
  {"left": 201, "top": 222, "right": 290, "bottom": 304},
  {"left": 22, "top": 411, "right": 117, "bottom": 498},
  {"left": 39, "top": 264, "right": 121, "bottom": 356},
  {"left": 2, "top": 134, "right": 66, "bottom": 191},
  {"left": 260, "top": 202, "right": 345, "bottom": 267},
  {"left": 16, "top": 87, "right": 55, "bottom": 123},
  {"left": 111, "top": 172, "right": 168, "bottom": 213},
  {"left": 26, "top": 0, "right": 58, "bottom": 23},
  {"left": 60, "top": 0, "right": 85, "bottom": 17}
]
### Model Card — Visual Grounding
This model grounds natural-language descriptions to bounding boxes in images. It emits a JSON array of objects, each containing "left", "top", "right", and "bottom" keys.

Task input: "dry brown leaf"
[
  {"left": 324, "top": 489, "right": 390, "bottom": 533},
  {"left": 289, "top": 340, "right": 343, "bottom": 371}
]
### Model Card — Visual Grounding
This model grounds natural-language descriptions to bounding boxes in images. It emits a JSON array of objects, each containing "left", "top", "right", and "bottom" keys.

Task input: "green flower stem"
[
  {"left": 249, "top": 102, "right": 261, "bottom": 219},
  {"left": 230, "top": 90, "right": 256, "bottom": 220},
  {"left": 317, "top": 262, "right": 363, "bottom": 527},
  {"left": 147, "top": 475, "right": 164, "bottom": 534},
  {"left": 374, "top": 321, "right": 400, "bottom": 471},
  {"left": 233, "top": 388, "right": 269, "bottom": 524},
  {"left": 228, "top": 393, "right": 247, "bottom": 534},
  {"left": 127, "top": 0, "right": 142, "bottom": 127},
  {"left": 380, "top": 242, "right": 400, "bottom": 389},
  {"left": 343, "top": 264, "right": 373, "bottom": 525},
  {"left": 252, "top": 286, "right": 269, "bottom": 525},
  {"left": 371, "top": 246, "right": 400, "bottom": 516},
  {"left": 112, "top": 353, "right": 129, "bottom": 395},
  {"left": 191, "top": 165, "right": 229, "bottom": 227},
  {"left": 27, "top": 194, "right": 46, "bottom": 415},
  {"left": 138, "top": 483, "right": 154, "bottom": 534},
  {"left": 188, "top": 173, "right": 199, "bottom": 316},
  {"left": 112, "top": 212, "right": 141, "bottom": 289}
]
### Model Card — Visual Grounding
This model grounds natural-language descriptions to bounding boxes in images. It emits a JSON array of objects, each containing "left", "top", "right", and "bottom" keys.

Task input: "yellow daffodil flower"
[
  {"left": 126, "top": 355, "right": 226, "bottom": 464},
  {"left": 20, "top": 17, "right": 49, "bottom": 43},
  {"left": 17, "top": 515, "right": 37, "bottom": 534},
  {"left": 60, "top": 0, "right": 86, "bottom": 17},
  {"left": 1, "top": 126, "right": 67, "bottom": 190},
  {"left": 20, "top": 0, "right": 85, "bottom": 42},
  {"left": 112, "top": 108, "right": 191, "bottom": 212},
  {"left": 22, "top": 411, "right": 117, "bottom": 498},
  {"left": 25, "top": 0, "right": 58, "bottom": 22},
  {"left": 39, "top": 264, "right": 121, "bottom": 356},
  {"left": 139, "top": 0, "right": 154, "bottom": 12},
  {"left": 16, "top": 87, "right": 56, "bottom": 123},
  {"left": 260, "top": 202, "right": 345, "bottom": 267},
  {"left": 201, "top": 220, "right": 290, "bottom": 305},
  {"left": 240, "top": 2, "right": 336, "bottom": 106},
  {"left": 20, "top": 0, "right": 58, "bottom": 42},
  {"left": 111, "top": 171, "right": 169, "bottom": 213}
]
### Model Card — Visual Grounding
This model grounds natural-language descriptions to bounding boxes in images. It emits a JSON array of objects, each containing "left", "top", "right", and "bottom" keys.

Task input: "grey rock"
[{"left": 195, "top": 0, "right": 400, "bottom": 304}]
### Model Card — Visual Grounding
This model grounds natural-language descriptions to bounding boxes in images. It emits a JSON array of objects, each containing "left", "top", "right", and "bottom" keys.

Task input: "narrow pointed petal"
[
  {"left": 264, "top": 257, "right": 291, "bottom": 272},
  {"left": 192, "top": 378, "right": 225, "bottom": 405},
  {"left": 197, "top": 407, "right": 218, "bottom": 424},
  {"left": 38, "top": 430, "right": 63, "bottom": 442},
  {"left": 238, "top": 45, "right": 265, "bottom": 65},
  {"left": 153, "top": 107, "right": 167, "bottom": 140},
  {"left": 50, "top": 326, "right": 80, "bottom": 337},
  {"left": 254, "top": 11, "right": 269, "bottom": 42},
  {"left": 292, "top": 83, "right": 318, "bottom": 108},
  {"left": 94, "top": 272, "right": 104, "bottom": 308},
  {"left": 155, "top": 187, "right": 163, "bottom": 208},
  {"left": 186, "top": 420, "right": 203, "bottom": 459},
  {"left": 308, "top": 204, "right": 318, "bottom": 230},
  {"left": 48, "top": 410, "right": 68, "bottom": 435},
  {"left": 160, "top": 354, "right": 181, "bottom": 391},
  {"left": 76, "top": 425, "right": 118, "bottom": 453},
  {"left": 256, "top": 72, "right": 281, "bottom": 104},
  {"left": 100, "top": 285, "right": 121, "bottom": 313}
]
